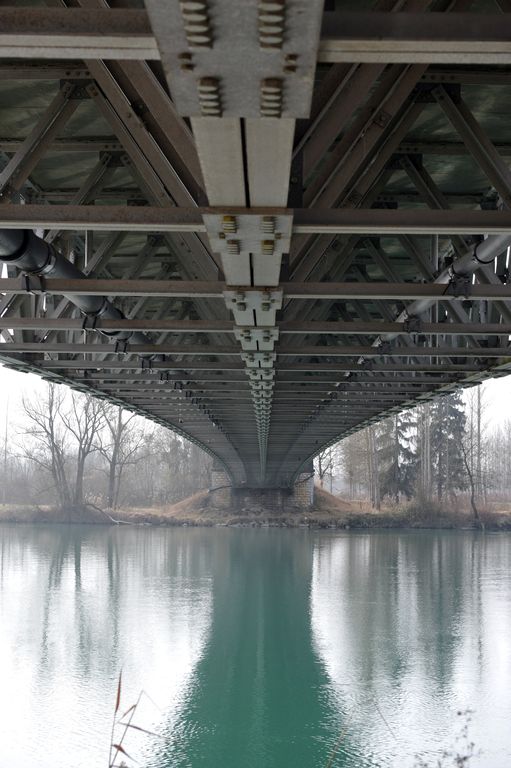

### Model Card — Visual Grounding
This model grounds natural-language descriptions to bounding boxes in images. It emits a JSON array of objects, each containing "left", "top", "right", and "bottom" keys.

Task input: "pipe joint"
[
  {"left": 88, "top": 298, "right": 110, "bottom": 319},
  {"left": 0, "top": 230, "right": 53, "bottom": 275}
]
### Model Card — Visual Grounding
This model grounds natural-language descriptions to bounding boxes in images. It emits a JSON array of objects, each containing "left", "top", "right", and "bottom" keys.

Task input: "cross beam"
[
  {"left": 0, "top": 278, "right": 509, "bottom": 301},
  {"left": 2, "top": 206, "right": 511, "bottom": 234},
  {"left": 2, "top": 9, "right": 511, "bottom": 66}
]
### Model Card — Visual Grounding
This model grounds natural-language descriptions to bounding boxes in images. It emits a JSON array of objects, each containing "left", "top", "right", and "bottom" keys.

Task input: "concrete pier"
[{"left": 209, "top": 461, "right": 315, "bottom": 513}]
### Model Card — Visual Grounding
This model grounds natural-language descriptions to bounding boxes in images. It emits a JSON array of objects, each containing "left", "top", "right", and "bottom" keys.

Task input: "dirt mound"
[
  {"left": 120, "top": 486, "right": 356, "bottom": 524},
  {"left": 313, "top": 486, "right": 354, "bottom": 514},
  {"left": 163, "top": 490, "right": 210, "bottom": 517}
]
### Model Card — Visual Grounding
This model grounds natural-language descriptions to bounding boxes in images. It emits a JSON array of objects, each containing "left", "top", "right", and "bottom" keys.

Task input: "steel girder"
[{"left": 0, "top": 1, "right": 511, "bottom": 487}]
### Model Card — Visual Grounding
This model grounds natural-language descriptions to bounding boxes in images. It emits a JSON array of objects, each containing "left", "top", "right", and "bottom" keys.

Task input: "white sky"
[{"left": 0, "top": 361, "right": 510, "bottom": 436}]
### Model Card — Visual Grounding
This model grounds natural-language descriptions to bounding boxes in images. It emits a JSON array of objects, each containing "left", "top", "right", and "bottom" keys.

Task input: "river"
[{"left": 0, "top": 525, "right": 509, "bottom": 767}]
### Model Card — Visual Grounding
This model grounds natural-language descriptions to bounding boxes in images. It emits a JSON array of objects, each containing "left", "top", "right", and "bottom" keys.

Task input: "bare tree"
[
  {"left": 60, "top": 393, "right": 105, "bottom": 507},
  {"left": 339, "top": 430, "right": 368, "bottom": 499},
  {"left": 22, "top": 383, "right": 72, "bottom": 508},
  {"left": 22, "top": 385, "right": 106, "bottom": 510},
  {"left": 316, "top": 448, "right": 333, "bottom": 490},
  {"left": 97, "top": 405, "right": 144, "bottom": 509},
  {"left": 315, "top": 445, "right": 343, "bottom": 492},
  {"left": 416, "top": 403, "right": 432, "bottom": 502},
  {"left": 465, "top": 384, "right": 489, "bottom": 501},
  {"left": 366, "top": 425, "right": 381, "bottom": 510},
  {"left": 460, "top": 440, "right": 482, "bottom": 528}
]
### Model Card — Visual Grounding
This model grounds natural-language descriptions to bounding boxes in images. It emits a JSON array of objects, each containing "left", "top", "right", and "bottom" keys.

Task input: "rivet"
[
  {"left": 222, "top": 215, "right": 237, "bottom": 234},
  {"left": 198, "top": 76, "right": 222, "bottom": 117},
  {"left": 261, "top": 239, "right": 275, "bottom": 256},
  {"left": 261, "top": 215, "right": 275, "bottom": 234},
  {"left": 258, "top": 0, "right": 285, "bottom": 49},
  {"left": 260, "top": 78, "right": 283, "bottom": 118},
  {"left": 178, "top": 51, "right": 194, "bottom": 71},
  {"left": 180, "top": 1, "right": 213, "bottom": 48}
]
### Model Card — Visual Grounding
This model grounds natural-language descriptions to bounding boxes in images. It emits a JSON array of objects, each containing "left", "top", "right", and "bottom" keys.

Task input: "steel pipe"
[
  {"left": 380, "top": 233, "right": 511, "bottom": 345},
  {"left": 0, "top": 228, "right": 155, "bottom": 349}
]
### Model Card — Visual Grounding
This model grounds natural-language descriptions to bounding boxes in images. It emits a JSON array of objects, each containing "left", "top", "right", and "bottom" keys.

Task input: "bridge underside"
[{"left": 0, "top": 2, "right": 510, "bottom": 487}]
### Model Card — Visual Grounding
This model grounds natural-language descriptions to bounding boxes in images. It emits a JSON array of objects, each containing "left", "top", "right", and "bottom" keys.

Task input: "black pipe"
[{"left": 0, "top": 228, "right": 156, "bottom": 349}]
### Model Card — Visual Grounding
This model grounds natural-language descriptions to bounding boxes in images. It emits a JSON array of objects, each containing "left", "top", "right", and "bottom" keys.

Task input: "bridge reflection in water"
[{"left": 1, "top": 527, "right": 510, "bottom": 767}]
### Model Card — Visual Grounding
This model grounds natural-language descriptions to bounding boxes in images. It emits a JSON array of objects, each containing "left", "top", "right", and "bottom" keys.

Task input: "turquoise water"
[{"left": 0, "top": 526, "right": 510, "bottom": 767}]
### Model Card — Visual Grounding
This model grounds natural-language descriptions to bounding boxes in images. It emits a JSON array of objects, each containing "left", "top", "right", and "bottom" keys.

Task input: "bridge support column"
[
  {"left": 209, "top": 462, "right": 232, "bottom": 509},
  {"left": 226, "top": 462, "right": 315, "bottom": 514},
  {"left": 209, "top": 463, "right": 315, "bottom": 513},
  {"left": 290, "top": 461, "right": 315, "bottom": 510}
]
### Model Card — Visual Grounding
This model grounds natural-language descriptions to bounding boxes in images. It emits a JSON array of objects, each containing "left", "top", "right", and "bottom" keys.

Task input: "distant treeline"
[
  {"left": 1, "top": 380, "right": 509, "bottom": 515},
  {"left": 1, "top": 383, "right": 211, "bottom": 510},
  {"left": 317, "top": 383, "right": 511, "bottom": 511}
]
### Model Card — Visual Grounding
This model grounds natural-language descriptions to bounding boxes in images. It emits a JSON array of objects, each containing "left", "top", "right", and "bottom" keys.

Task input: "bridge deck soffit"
[{"left": 0, "top": 2, "right": 510, "bottom": 486}]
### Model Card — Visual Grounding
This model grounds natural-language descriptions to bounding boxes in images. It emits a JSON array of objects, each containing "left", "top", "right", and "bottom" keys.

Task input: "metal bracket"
[
  {"left": 234, "top": 325, "right": 279, "bottom": 351},
  {"left": 404, "top": 315, "right": 422, "bottom": 334},
  {"left": 447, "top": 273, "right": 472, "bottom": 299},
  {"left": 60, "top": 80, "right": 93, "bottom": 100},
  {"left": 0, "top": 182, "right": 16, "bottom": 202},
  {"left": 205, "top": 214, "right": 292, "bottom": 287},
  {"left": 81, "top": 314, "right": 97, "bottom": 331},
  {"left": 241, "top": 351, "right": 276, "bottom": 368},
  {"left": 373, "top": 109, "right": 391, "bottom": 128},
  {"left": 146, "top": 0, "right": 324, "bottom": 118},
  {"left": 247, "top": 368, "right": 275, "bottom": 381},
  {"left": 345, "top": 189, "right": 363, "bottom": 207},
  {"left": 223, "top": 288, "right": 283, "bottom": 326},
  {"left": 115, "top": 340, "right": 128, "bottom": 354},
  {"left": 23, "top": 274, "right": 46, "bottom": 295},
  {"left": 140, "top": 358, "right": 153, "bottom": 370}
]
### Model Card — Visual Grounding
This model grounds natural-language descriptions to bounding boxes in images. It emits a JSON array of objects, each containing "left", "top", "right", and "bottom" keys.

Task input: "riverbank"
[{"left": 1, "top": 488, "right": 511, "bottom": 530}]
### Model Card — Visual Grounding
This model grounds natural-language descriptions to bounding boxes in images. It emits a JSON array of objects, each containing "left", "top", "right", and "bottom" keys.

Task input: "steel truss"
[{"left": 1, "top": 1, "right": 510, "bottom": 487}]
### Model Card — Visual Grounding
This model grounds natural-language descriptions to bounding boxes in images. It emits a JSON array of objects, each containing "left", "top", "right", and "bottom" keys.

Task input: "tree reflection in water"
[
  {"left": 311, "top": 531, "right": 511, "bottom": 767},
  {"left": 0, "top": 525, "right": 213, "bottom": 768},
  {"left": 0, "top": 528, "right": 510, "bottom": 768}
]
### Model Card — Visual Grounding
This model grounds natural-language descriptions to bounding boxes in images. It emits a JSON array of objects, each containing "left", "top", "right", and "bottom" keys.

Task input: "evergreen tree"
[
  {"left": 377, "top": 411, "right": 417, "bottom": 503},
  {"left": 430, "top": 391, "right": 467, "bottom": 500}
]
